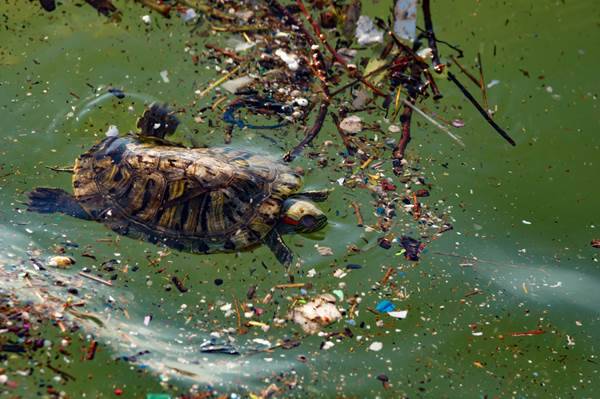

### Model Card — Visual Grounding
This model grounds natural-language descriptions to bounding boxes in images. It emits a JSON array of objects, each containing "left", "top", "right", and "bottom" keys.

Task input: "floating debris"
[{"left": 289, "top": 294, "right": 342, "bottom": 334}]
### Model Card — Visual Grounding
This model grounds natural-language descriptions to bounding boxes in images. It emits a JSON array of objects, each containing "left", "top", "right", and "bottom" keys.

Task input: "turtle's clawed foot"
[
  {"left": 264, "top": 229, "right": 293, "bottom": 267},
  {"left": 27, "top": 188, "right": 91, "bottom": 220}
]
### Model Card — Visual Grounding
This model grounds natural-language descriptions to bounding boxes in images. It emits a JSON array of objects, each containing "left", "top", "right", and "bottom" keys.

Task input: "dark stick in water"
[
  {"left": 422, "top": 0, "right": 443, "bottom": 72},
  {"left": 284, "top": 102, "right": 329, "bottom": 162},
  {"left": 447, "top": 72, "right": 516, "bottom": 146}
]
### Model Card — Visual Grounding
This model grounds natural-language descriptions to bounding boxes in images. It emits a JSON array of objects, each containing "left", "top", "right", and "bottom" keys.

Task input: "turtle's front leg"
[
  {"left": 290, "top": 189, "right": 331, "bottom": 202},
  {"left": 27, "top": 188, "right": 92, "bottom": 220},
  {"left": 263, "top": 229, "right": 293, "bottom": 266}
]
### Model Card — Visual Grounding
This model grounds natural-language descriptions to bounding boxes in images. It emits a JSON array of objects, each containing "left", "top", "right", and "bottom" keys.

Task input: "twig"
[
  {"left": 423, "top": 69, "right": 442, "bottom": 100},
  {"left": 350, "top": 201, "right": 364, "bottom": 226},
  {"left": 477, "top": 52, "right": 490, "bottom": 114},
  {"left": 329, "top": 62, "right": 393, "bottom": 98},
  {"left": 205, "top": 43, "right": 246, "bottom": 62},
  {"left": 450, "top": 55, "right": 480, "bottom": 87},
  {"left": 380, "top": 267, "right": 395, "bottom": 285},
  {"left": 85, "top": 340, "right": 97, "bottom": 360},
  {"left": 210, "top": 24, "right": 270, "bottom": 32},
  {"left": 447, "top": 72, "right": 516, "bottom": 146},
  {"left": 416, "top": 26, "right": 464, "bottom": 58},
  {"left": 274, "top": 283, "right": 308, "bottom": 289},
  {"left": 78, "top": 271, "right": 113, "bottom": 286},
  {"left": 133, "top": 0, "right": 170, "bottom": 17},
  {"left": 46, "top": 362, "right": 76, "bottom": 381},
  {"left": 198, "top": 64, "right": 243, "bottom": 97},
  {"left": 283, "top": 102, "right": 329, "bottom": 162},
  {"left": 402, "top": 99, "right": 464, "bottom": 146},
  {"left": 392, "top": 101, "right": 413, "bottom": 173},
  {"left": 422, "top": 0, "right": 443, "bottom": 72}
]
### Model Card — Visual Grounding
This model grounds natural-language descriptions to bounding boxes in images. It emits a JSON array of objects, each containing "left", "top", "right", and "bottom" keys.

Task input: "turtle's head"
[{"left": 280, "top": 198, "right": 327, "bottom": 234}]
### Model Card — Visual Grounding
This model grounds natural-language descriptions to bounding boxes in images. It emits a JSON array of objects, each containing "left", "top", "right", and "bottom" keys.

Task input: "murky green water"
[{"left": 1, "top": 0, "right": 599, "bottom": 397}]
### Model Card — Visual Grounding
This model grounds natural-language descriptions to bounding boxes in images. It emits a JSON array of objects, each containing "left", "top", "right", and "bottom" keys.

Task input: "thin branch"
[
  {"left": 447, "top": 72, "right": 516, "bottom": 146},
  {"left": 402, "top": 99, "right": 464, "bottom": 147},
  {"left": 392, "top": 101, "right": 414, "bottom": 174},
  {"left": 450, "top": 55, "right": 480, "bottom": 87},
  {"left": 476, "top": 52, "right": 490, "bottom": 114},
  {"left": 423, "top": 69, "right": 442, "bottom": 100},
  {"left": 329, "top": 61, "right": 393, "bottom": 98},
  {"left": 422, "top": 0, "right": 443, "bottom": 72},
  {"left": 283, "top": 102, "right": 329, "bottom": 162}
]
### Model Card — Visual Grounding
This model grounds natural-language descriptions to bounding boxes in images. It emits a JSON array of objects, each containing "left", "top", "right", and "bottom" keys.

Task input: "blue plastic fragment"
[{"left": 375, "top": 300, "right": 395, "bottom": 313}]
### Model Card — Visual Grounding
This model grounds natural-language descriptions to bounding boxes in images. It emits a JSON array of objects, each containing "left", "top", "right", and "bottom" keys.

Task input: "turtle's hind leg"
[{"left": 27, "top": 188, "right": 91, "bottom": 220}]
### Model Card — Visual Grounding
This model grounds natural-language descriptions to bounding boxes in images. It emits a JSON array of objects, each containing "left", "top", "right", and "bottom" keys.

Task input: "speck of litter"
[
  {"left": 160, "top": 70, "right": 170, "bottom": 83},
  {"left": 368, "top": 341, "right": 383, "bottom": 351}
]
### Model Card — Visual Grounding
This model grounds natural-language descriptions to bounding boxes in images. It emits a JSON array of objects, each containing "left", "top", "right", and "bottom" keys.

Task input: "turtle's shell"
[{"left": 72, "top": 135, "right": 302, "bottom": 253}]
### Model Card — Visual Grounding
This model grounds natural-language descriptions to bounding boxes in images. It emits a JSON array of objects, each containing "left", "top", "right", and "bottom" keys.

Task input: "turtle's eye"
[{"left": 300, "top": 215, "right": 317, "bottom": 230}]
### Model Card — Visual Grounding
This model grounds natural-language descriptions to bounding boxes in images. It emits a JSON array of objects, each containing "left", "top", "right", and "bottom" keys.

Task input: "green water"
[{"left": 1, "top": 0, "right": 599, "bottom": 397}]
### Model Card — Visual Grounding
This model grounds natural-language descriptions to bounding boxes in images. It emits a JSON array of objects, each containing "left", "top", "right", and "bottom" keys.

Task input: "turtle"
[{"left": 27, "top": 104, "right": 329, "bottom": 266}]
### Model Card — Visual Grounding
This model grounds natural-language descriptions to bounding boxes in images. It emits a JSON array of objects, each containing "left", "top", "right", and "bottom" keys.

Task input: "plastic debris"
[
  {"left": 387, "top": 310, "right": 408, "bottom": 319},
  {"left": 274, "top": 49, "right": 300, "bottom": 71},
  {"left": 355, "top": 16, "right": 383, "bottom": 45},
  {"left": 375, "top": 300, "right": 395, "bottom": 313},
  {"left": 393, "top": 0, "right": 417, "bottom": 42},
  {"left": 48, "top": 256, "right": 75, "bottom": 268},
  {"left": 368, "top": 341, "right": 383, "bottom": 351},
  {"left": 339, "top": 115, "right": 363, "bottom": 133},
  {"left": 221, "top": 76, "right": 254, "bottom": 94},
  {"left": 289, "top": 294, "right": 342, "bottom": 334}
]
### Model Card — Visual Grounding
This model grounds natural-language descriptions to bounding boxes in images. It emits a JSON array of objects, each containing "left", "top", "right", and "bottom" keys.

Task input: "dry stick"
[
  {"left": 380, "top": 267, "right": 395, "bottom": 285},
  {"left": 476, "top": 52, "right": 490, "bottom": 114},
  {"left": 447, "top": 72, "right": 516, "bottom": 146},
  {"left": 210, "top": 24, "right": 270, "bottom": 32},
  {"left": 295, "top": 0, "right": 386, "bottom": 98},
  {"left": 133, "top": 0, "right": 171, "bottom": 17},
  {"left": 329, "top": 62, "right": 393, "bottom": 98},
  {"left": 450, "top": 55, "right": 480, "bottom": 87},
  {"left": 422, "top": 0, "right": 443, "bottom": 72},
  {"left": 283, "top": 102, "right": 329, "bottom": 162},
  {"left": 423, "top": 69, "right": 442, "bottom": 100},
  {"left": 78, "top": 271, "right": 113, "bottom": 286},
  {"left": 330, "top": 112, "right": 357, "bottom": 155},
  {"left": 274, "top": 283, "right": 308, "bottom": 289},
  {"left": 392, "top": 101, "right": 414, "bottom": 171},
  {"left": 402, "top": 99, "right": 464, "bottom": 146},
  {"left": 205, "top": 43, "right": 246, "bottom": 62},
  {"left": 351, "top": 201, "right": 364, "bottom": 226}
]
